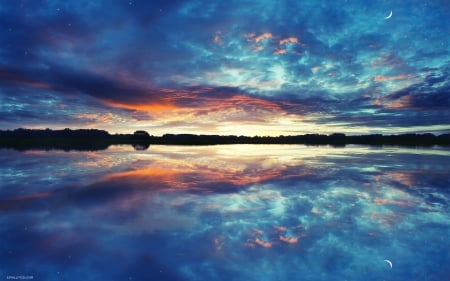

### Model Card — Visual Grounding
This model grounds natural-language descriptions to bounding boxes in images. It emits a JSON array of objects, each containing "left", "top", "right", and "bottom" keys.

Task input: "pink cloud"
[
  {"left": 254, "top": 32, "right": 273, "bottom": 43},
  {"left": 253, "top": 45, "right": 265, "bottom": 52},
  {"left": 279, "top": 37, "right": 298, "bottom": 45},
  {"left": 255, "top": 238, "right": 272, "bottom": 248},
  {"left": 279, "top": 235, "right": 299, "bottom": 244},
  {"left": 374, "top": 74, "right": 411, "bottom": 82},
  {"left": 274, "top": 49, "right": 287, "bottom": 55},
  {"left": 274, "top": 226, "right": 287, "bottom": 232}
]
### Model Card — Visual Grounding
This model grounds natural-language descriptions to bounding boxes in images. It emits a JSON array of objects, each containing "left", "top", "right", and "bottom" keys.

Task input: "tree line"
[{"left": 0, "top": 128, "right": 449, "bottom": 150}]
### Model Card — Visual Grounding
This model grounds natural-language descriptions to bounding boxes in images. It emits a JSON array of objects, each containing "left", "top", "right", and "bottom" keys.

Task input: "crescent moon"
[
  {"left": 384, "top": 10, "right": 393, "bottom": 19},
  {"left": 384, "top": 259, "right": 393, "bottom": 268}
]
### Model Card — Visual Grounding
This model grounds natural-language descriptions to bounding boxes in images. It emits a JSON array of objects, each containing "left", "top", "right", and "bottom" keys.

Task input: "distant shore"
[{"left": 0, "top": 128, "right": 449, "bottom": 151}]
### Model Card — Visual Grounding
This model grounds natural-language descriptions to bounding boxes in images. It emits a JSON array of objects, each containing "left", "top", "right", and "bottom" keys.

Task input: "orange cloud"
[
  {"left": 254, "top": 32, "right": 273, "bottom": 43},
  {"left": 105, "top": 100, "right": 179, "bottom": 112},
  {"left": 279, "top": 37, "right": 298, "bottom": 45},
  {"left": 374, "top": 74, "right": 410, "bottom": 82},
  {"left": 383, "top": 171, "right": 416, "bottom": 186},
  {"left": 103, "top": 88, "right": 283, "bottom": 116},
  {"left": 279, "top": 235, "right": 299, "bottom": 244},
  {"left": 374, "top": 198, "right": 411, "bottom": 207},
  {"left": 253, "top": 45, "right": 265, "bottom": 52},
  {"left": 384, "top": 95, "right": 412, "bottom": 109},
  {"left": 372, "top": 93, "right": 414, "bottom": 109},
  {"left": 255, "top": 238, "right": 272, "bottom": 248},
  {"left": 102, "top": 167, "right": 178, "bottom": 184},
  {"left": 274, "top": 226, "right": 287, "bottom": 232},
  {"left": 274, "top": 49, "right": 287, "bottom": 55}
]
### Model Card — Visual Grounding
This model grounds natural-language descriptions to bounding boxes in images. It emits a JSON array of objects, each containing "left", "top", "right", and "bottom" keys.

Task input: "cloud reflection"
[{"left": 1, "top": 145, "right": 449, "bottom": 280}]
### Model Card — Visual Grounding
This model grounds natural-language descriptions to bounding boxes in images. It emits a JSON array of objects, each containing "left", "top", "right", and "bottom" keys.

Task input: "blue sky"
[{"left": 0, "top": 0, "right": 449, "bottom": 135}]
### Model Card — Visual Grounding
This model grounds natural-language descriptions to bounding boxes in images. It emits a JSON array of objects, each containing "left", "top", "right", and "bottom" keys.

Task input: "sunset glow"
[{"left": 0, "top": 1, "right": 448, "bottom": 135}]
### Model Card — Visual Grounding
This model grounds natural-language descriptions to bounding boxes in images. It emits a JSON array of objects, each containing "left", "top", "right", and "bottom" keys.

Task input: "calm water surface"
[{"left": 1, "top": 145, "right": 449, "bottom": 280}]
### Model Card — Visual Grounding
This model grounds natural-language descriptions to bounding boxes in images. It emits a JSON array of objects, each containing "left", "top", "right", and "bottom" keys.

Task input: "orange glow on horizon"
[
  {"left": 100, "top": 163, "right": 286, "bottom": 192},
  {"left": 94, "top": 146, "right": 315, "bottom": 192},
  {"left": 103, "top": 93, "right": 284, "bottom": 123},
  {"left": 105, "top": 101, "right": 178, "bottom": 112}
]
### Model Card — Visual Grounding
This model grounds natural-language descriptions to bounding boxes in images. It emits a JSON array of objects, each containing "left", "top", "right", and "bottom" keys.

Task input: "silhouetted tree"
[{"left": 134, "top": 130, "right": 150, "bottom": 138}]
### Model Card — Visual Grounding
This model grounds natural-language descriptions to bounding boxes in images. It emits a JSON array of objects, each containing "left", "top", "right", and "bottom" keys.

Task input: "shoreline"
[{"left": 1, "top": 128, "right": 449, "bottom": 151}]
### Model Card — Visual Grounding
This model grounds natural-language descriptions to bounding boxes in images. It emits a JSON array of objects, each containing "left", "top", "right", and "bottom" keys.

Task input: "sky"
[{"left": 0, "top": 0, "right": 449, "bottom": 136}]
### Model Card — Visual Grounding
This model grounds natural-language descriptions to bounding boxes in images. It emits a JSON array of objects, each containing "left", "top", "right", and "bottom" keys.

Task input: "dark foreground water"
[{"left": 0, "top": 145, "right": 449, "bottom": 281}]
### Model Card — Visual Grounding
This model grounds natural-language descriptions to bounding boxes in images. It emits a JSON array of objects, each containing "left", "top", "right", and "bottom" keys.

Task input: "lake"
[{"left": 1, "top": 145, "right": 449, "bottom": 281}]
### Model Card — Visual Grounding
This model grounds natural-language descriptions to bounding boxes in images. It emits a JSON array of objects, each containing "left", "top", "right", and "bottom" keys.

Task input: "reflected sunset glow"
[{"left": 1, "top": 145, "right": 449, "bottom": 280}]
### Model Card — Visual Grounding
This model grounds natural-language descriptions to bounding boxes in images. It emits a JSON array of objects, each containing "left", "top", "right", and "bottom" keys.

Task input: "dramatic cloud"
[{"left": 0, "top": 0, "right": 449, "bottom": 135}]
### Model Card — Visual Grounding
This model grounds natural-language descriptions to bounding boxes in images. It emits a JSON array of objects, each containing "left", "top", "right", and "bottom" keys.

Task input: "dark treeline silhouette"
[
  {"left": 0, "top": 128, "right": 449, "bottom": 150},
  {"left": 156, "top": 132, "right": 450, "bottom": 146},
  {"left": 0, "top": 128, "right": 112, "bottom": 151}
]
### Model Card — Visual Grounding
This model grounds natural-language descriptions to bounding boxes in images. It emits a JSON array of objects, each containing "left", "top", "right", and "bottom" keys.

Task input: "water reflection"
[
  {"left": 132, "top": 143, "right": 150, "bottom": 151},
  {"left": 0, "top": 145, "right": 449, "bottom": 280}
]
